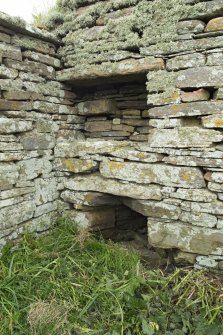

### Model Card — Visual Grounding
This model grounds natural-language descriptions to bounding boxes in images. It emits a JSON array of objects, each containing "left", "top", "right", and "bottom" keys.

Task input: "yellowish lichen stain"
[
  {"left": 214, "top": 119, "right": 223, "bottom": 127},
  {"left": 181, "top": 171, "right": 194, "bottom": 182},
  {"left": 108, "top": 160, "right": 125, "bottom": 171},
  {"left": 63, "top": 159, "right": 93, "bottom": 172}
]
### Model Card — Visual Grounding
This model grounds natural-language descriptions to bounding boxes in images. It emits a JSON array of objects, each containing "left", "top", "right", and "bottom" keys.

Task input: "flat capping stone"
[
  {"left": 58, "top": 72, "right": 147, "bottom": 87},
  {"left": 0, "top": 11, "right": 62, "bottom": 46}
]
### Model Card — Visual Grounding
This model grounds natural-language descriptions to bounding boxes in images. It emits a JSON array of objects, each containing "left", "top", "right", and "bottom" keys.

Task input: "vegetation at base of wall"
[{"left": 0, "top": 217, "right": 222, "bottom": 335}]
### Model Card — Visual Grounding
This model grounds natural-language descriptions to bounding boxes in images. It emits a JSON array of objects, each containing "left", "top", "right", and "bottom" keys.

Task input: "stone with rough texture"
[
  {"left": 123, "top": 198, "right": 181, "bottom": 219},
  {"left": 148, "top": 219, "right": 223, "bottom": 256},
  {"left": 205, "top": 17, "right": 223, "bottom": 32},
  {"left": 100, "top": 159, "right": 205, "bottom": 188},
  {"left": 65, "top": 208, "right": 116, "bottom": 229},
  {"left": 54, "top": 158, "right": 98, "bottom": 173},
  {"left": 0, "top": 118, "right": 33, "bottom": 134},
  {"left": 148, "top": 127, "right": 223, "bottom": 148},
  {"left": 64, "top": 173, "right": 162, "bottom": 200}
]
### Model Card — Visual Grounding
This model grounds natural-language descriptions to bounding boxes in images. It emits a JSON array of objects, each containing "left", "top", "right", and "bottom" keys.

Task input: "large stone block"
[
  {"left": 0, "top": 118, "right": 33, "bottom": 134},
  {"left": 176, "top": 66, "right": 223, "bottom": 88},
  {"left": 54, "top": 158, "right": 98, "bottom": 173},
  {"left": 0, "top": 65, "right": 18, "bottom": 79},
  {"left": 61, "top": 190, "right": 120, "bottom": 208},
  {"left": 20, "top": 133, "right": 56, "bottom": 150},
  {"left": 35, "top": 178, "right": 58, "bottom": 205},
  {"left": 144, "top": 101, "right": 223, "bottom": 118},
  {"left": 100, "top": 159, "right": 205, "bottom": 188},
  {"left": 0, "top": 201, "right": 35, "bottom": 230},
  {"left": 122, "top": 198, "right": 181, "bottom": 219},
  {"left": 148, "top": 127, "right": 223, "bottom": 148},
  {"left": 66, "top": 208, "right": 116, "bottom": 229},
  {"left": 18, "top": 158, "right": 52, "bottom": 181},
  {"left": 54, "top": 140, "right": 163, "bottom": 163},
  {"left": 64, "top": 173, "right": 162, "bottom": 200},
  {"left": 76, "top": 99, "right": 116, "bottom": 116},
  {"left": 170, "top": 188, "right": 217, "bottom": 202},
  {"left": 0, "top": 163, "right": 19, "bottom": 189},
  {"left": 148, "top": 219, "right": 223, "bottom": 256}
]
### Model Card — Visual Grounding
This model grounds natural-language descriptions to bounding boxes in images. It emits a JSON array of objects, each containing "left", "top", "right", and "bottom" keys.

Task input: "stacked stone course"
[
  {"left": 1, "top": 0, "right": 223, "bottom": 272},
  {"left": 0, "top": 19, "right": 79, "bottom": 248}
]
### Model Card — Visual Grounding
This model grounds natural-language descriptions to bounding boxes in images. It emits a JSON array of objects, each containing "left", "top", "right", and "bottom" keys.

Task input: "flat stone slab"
[
  {"left": 57, "top": 57, "right": 165, "bottom": 83},
  {"left": 64, "top": 173, "right": 162, "bottom": 200},
  {"left": 100, "top": 159, "right": 205, "bottom": 188},
  {"left": 148, "top": 219, "right": 223, "bottom": 256}
]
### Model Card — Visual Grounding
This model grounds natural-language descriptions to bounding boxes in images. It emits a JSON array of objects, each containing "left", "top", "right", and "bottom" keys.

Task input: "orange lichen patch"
[{"left": 205, "top": 17, "right": 223, "bottom": 32}]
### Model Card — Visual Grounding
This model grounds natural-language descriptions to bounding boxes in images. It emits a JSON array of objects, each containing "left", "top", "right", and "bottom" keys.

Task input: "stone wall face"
[
  {"left": 53, "top": 0, "right": 223, "bottom": 273},
  {"left": 1, "top": 0, "right": 223, "bottom": 273},
  {"left": 0, "top": 22, "right": 77, "bottom": 249}
]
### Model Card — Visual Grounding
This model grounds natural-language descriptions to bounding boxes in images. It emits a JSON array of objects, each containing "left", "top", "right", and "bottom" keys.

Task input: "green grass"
[{"left": 0, "top": 217, "right": 222, "bottom": 335}]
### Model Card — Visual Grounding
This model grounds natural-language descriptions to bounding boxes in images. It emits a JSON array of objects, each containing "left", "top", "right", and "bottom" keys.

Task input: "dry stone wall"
[
  {"left": 53, "top": 0, "right": 223, "bottom": 273},
  {"left": 0, "top": 19, "right": 78, "bottom": 249},
  {"left": 1, "top": 0, "right": 223, "bottom": 273}
]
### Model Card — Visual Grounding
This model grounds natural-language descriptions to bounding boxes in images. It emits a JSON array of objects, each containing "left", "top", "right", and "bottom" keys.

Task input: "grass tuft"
[{"left": 0, "top": 217, "right": 222, "bottom": 335}]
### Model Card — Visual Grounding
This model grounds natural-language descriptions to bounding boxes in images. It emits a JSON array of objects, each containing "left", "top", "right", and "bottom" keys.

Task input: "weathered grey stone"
[
  {"left": 123, "top": 198, "right": 181, "bottom": 219},
  {"left": 76, "top": 99, "right": 116, "bottom": 116},
  {"left": 195, "top": 256, "right": 221, "bottom": 270},
  {"left": 208, "top": 182, "right": 223, "bottom": 192},
  {"left": 64, "top": 173, "right": 162, "bottom": 200},
  {"left": 23, "top": 50, "right": 61, "bottom": 68},
  {"left": 207, "top": 51, "right": 223, "bottom": 66},
  {"left": 32, "top": 101, "right": 76, "bottom": 114},
  {"left": 170, "top": 188, "right": 217, "bottom": 202},
  {"left": 205, "top": 171, "right": 223, "bottom": 183},
  {"left": 180, "top": 89, "right": 210, "bottom": 102},
  {"left": 164, "top": 155, "right": 223, "bottom": 168},
  {"left": 166, "top": 53, "right": 205, "bottom": 71},
  {"left": 34, "top": 201, "right": 57, "bottom": 218},
  {"left": 0, "top": 79, "right": 23, "bottom": 90},
  {"left": 0, "top": 118, "right": 33, "bottom": 134},
  {"left": 0, "top": 163, "right": 19, "bottom": 189},
  {"left": 26, "top": 211, "right": 57, "bottom": 233},
  {"left": 36, "top": 119, "right": 59, "bottom": 133},
  {"left": 100, "top": 159, "right": 205, "bottom": 188},
  {"left": 181, "top": 200, "right": 223, "bottom": 215},
  {"left": 0, "top": 65, "right": 18, "bottom": 79},
  {"left": 0, "top": 187, "right": 35, "bottom": 200},
  {"left": 20, "top": 133, "right": 56, "bottom": 150},
  {"left": 61, "top": 190, "right": 120, "bottom": 208},
  {"left": 202, "top": 114, "right": 223, "bottom": 128},
  {"left": 148, "top": 127, "right": 223, "bottom": 148},
  {"left": 57, "top": 57, "right": 165, "bottom": 82},
  {"left": 0, "top": 43, "right": 22, "bottom": 61},
  {"left": 85, "top": 120, "right": 112, "bottom": 132},
  {"left": 54, "top": 158, "right": 98, "bottom": 173},
  {"left": 147, "top": 219, "right": 223, "bottom": 256},
  {"left": 177, "top": 20, "right": 205, "bottom": 34},
  {"left": 67, "top": 207, "right": 116, "bottom": 229},
  {"left": 149, "top": 118, "right": 183, "bottom": 128},
  {"left": 0, "top": 201, "right": 35, "bottom": 230},
  {"left": 12, "top": 35, "right": 55, "bottom": 55},
  {"left": 18, "top": 158, "right": 52, "bottom": 181},
  {"left": 144, "top": 101, "right": 223, "bottom": 118},
  {"left": 147, "top": 89, "right": 181, "bottom": 106},
  {"left": 176, "top": 66, "right": 223, "bottom": 89},
  {"left": 4, "top": 59, "right": 55, "bottom": 80},
  {"left": 0, "top": 100, "right": 32, "bottom": 111},
  {"left": 179, "top": 211, "right": 217, "bottom": 228},
  {"left": 35, "top": 178, "right": 58, "bottom": 205}
]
